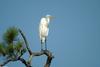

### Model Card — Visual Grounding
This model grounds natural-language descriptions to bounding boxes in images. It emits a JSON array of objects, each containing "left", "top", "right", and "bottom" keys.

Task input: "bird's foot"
[
  {"left": 41, "top": 49, "right": 44, "bottom": 51},
  {"left": 45, "top": 48, "right": 48, "bottom": 51}
]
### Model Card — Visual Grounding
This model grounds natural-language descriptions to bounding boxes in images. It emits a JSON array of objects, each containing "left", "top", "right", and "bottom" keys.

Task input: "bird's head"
[{"left": 46, "top": 14, "right": 53, "bottom": 21}]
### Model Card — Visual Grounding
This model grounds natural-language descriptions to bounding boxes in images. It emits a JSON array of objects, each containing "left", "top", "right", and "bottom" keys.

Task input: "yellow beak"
[{"left": 50, "top": 16, "right": 54, "bottom": 20}]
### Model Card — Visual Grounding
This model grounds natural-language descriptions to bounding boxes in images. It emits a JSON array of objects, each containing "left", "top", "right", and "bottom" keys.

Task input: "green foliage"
[
  {"left": 6, "top": 43, "right": 14, "bottom": 55},
  {"left": 0, "top": 27, "right": 27, "bottom": 58},
  {"left": 15, "top": 41, "right": 23, "bottom": 52},
  {"left": 21, "top": 48, "right": 27, "bottom": 56},
  {"left": 14, "top": 41, "right": 27, "bottom": 56},
  {"left": 3, "top": 27, "right": 18, "bottom": 44},
  {"left": 0, "top": 43, "right": 6, "bottom": 56}
]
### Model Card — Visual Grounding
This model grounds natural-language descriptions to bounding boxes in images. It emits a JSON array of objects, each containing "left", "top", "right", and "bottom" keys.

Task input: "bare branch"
[
  {"left": 18, "top": 57, "right": 32, "bottom": 67},
  {"left": 18, "top": 29, "right": 32, "bottom": 55},
  {"left": 32, "top": 50, "right": 54, "bottom": 67},
  {"left": 18, "top": 29, "right": 54, "bottom": 67},
  {"left": 44, "top": 50, "right": 54, "bottom": 67},
  {"left": 0, "top": 59, "right": 12, "bottom": 66}
]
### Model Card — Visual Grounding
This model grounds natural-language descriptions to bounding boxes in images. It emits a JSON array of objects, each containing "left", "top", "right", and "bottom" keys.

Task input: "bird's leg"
[
  {"left": 45, "top": 39, "right": 47, "bottom": 50},
  {"left": 41, "top": 40, "right": 43, "bottom": 51}
]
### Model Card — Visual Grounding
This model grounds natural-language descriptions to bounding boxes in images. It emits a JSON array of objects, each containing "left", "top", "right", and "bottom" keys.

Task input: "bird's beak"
[{"left": 50, "top": 16, "right": 54, "bottom": 20}]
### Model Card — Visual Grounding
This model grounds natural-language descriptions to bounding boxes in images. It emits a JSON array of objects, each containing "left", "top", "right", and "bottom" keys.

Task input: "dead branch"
[
  {"left": 32, "top": 50, "right": 54, "bottom": 67},
  {"left": 18, "top": 29, "right": 32, "bottom": 55},
  {"left": 0, "top": 59, "right": 12, "bottom": 66}
]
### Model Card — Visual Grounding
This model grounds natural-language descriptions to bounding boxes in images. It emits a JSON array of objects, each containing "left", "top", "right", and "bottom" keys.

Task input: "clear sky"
[{"left": 0, "top": 0, "right": 100, "bottom": 67}]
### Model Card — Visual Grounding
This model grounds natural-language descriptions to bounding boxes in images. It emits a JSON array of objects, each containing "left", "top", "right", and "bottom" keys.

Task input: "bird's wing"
[
  {"left": 46, "top": 28, "right": 49, "bottom": 37},
  {"left": 39, "top": 18, "right": 47, "bottom": 39}
]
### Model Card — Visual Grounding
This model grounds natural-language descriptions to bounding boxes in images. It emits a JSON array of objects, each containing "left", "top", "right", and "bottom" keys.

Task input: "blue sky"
[{"left": 0, "top": 0, "right": 100, "bottom": 67}]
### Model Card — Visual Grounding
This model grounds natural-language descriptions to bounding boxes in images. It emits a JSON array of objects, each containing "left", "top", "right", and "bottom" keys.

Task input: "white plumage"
[{"left": 39, "top": 15, "right": 52, "bottom": 50}]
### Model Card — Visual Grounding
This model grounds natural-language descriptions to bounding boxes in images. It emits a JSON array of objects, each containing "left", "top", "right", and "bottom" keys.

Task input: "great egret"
[{"left": 39, "top": 15, "right": 53, "bottom": 50}]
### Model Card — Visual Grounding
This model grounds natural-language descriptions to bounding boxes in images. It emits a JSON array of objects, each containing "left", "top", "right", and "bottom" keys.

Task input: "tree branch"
[
  {"left": 0, "top": 59, "right": 12, "bottom": 66},
  {"left": 32, "top": 50, "right": 54, "bottom": 67},
  {"left": 18, "top": 29, "right": 54, "bottom": 67},
  {"left": 0, "top": 57, "right": 32, "bottom": 67},
  {"left": 44, "top": 50, "right": 54, "bottom": 67},
  {"left": 18, "top": 57, "right": 32, "bottom": 67},
  {"left": 18, "top": 29, "right": 32, "bottom": 55}
]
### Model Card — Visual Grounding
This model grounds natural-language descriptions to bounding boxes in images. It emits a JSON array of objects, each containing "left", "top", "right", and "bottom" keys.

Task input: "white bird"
[{"left": 39, "top": 15, "right": 53, "bottom": 50}]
